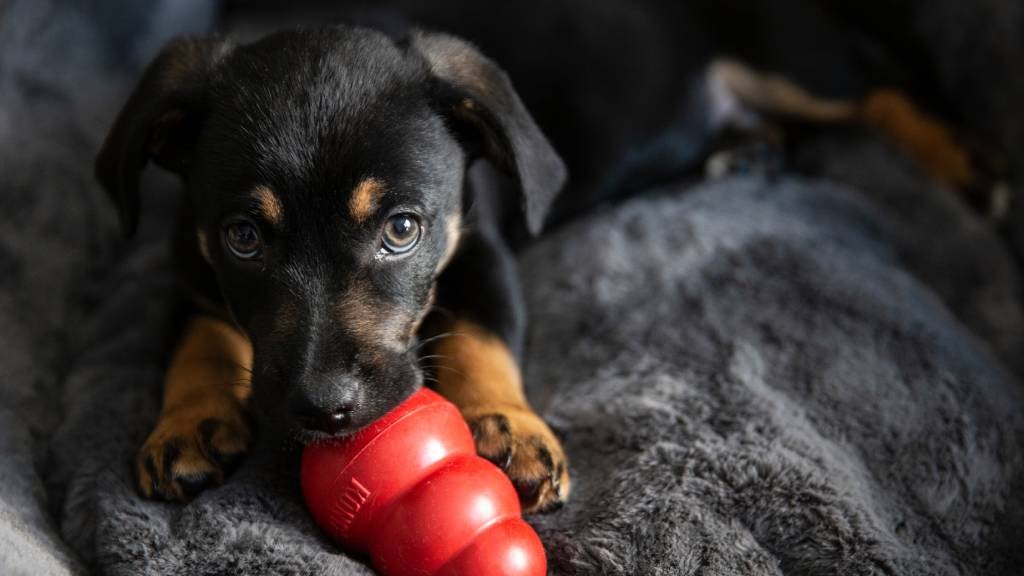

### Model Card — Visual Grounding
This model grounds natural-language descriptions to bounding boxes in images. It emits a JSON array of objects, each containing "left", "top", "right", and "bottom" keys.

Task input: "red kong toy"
[{"left": 302, "top": 388, "right": 547, "bottom": 575}]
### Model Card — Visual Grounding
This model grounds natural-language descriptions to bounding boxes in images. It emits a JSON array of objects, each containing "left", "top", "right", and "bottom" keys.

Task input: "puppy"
[{"left": 96, "top": 26, "right": 569, "bottom": 512}]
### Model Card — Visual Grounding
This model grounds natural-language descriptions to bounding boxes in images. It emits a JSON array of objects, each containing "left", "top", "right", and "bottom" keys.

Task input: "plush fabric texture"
[
  {"left": 2, "top": 1, "right": 1023, "bottom": 575},
  {"left": 522, "top": 177, "right": 1024, "bottom": 575}
]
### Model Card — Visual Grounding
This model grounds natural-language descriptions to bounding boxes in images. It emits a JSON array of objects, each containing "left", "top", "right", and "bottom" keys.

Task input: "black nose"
[{"left": 289, "top": 394, "right": 355, "bottom": 435}]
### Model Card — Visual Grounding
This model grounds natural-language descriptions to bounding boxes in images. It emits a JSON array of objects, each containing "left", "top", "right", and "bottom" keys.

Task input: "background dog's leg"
[
  {"left": 136, "top": 316, "right": 253, "bottom": 501},
  {"left": 708, "top": 59, "right": 998, "bottom": 203},
  {"left": 424, "top": 230, "right": 570, "bottom": 513},
  {"left": 859, "top": 89, "right": 980, "bottom": 193}
]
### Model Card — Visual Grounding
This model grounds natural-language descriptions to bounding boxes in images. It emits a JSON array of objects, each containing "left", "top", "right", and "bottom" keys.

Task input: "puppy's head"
[{"left": 95, "top": 26, "right": 565, "bottom": 440}]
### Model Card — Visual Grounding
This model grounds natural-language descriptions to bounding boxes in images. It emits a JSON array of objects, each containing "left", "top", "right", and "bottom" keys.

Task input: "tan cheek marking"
[
  {"left": 270, "top": 301, "right": 300, "bottom": 340},
  {"left": 253, "top": 185, "right": 284, "bottom": 226},
  {"left": 343, "top": 298, "right": 380, "bottom": 347},
  {"left": 408, "top": 285, "right": 437, "bottom": 341},
  {"left": 436, "top": 211, "right": 463, "bottom": 274},
  {"left": 196, "top": 230, "right": 211, "bottom": 263},
  {"left": 335, "top": 279, "right": 408, "bottom": 352},
  {"left": 349, "top": 178, "right": 384, "bottom": 223}
]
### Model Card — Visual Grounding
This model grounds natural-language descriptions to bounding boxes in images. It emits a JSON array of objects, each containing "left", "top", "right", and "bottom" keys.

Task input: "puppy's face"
[
  {"left": 189, "top": 32, "right": 463, "bottom": 438},
  {"left": 96, "top": 26, "right": 565, "bottom": 441}
]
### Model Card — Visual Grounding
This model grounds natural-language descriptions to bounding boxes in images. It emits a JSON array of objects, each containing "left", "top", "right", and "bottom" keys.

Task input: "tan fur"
[
  {"left": 711, "top": 58, "right": 858, "bottom": 123},
  {"left": 407, "top": 286, "right": 437, "bottom": 344},
  {"left": 162, "top": 316, "right": 252, "bottom": 406},
  {"left": 711, "top": 59, "right": 979, "bottom": 192},
  {"left": 432, "top": 320, "right": 570, "bottom": 511},
  {"left": 348, "top": 178, "right": 384, "bottom": 223},
  {"left": 253, "top": 185, "right": 284, "bottom": 226},
  {"left": 437, "top": 211, "right": 463, "bottom": 274},
  {"left": 196, "top": 230, "right": 211, "bottom": 263},
  {"left": 432, "top": 320, "right": 527, "bottom": 408},
  {"left": 335, "top": 277, "right": 410, "bottom": 353},
  {"left": 859, "top": 89, "right": 975, "bottom": 190},
  {"left": 270, "top": 301, "right": 299, "bottom": 340},
  {"left": 136, "top": 316, "right": 253, "bottom": 501},
  {"left": 336, "top": 289, "right": 381, "bottom": 345}
]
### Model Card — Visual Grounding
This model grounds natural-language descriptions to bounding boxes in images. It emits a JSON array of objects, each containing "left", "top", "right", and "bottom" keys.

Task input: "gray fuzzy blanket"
[{"left": 2, "top": 1, "right": 1024, "bottom": 575}]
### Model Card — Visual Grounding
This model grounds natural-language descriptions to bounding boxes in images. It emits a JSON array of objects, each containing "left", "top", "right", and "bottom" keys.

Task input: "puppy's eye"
[
  {"left": 381, "top": 214, "right": 421, "bottom": 254},
  {"left": 224, "top": 221, "right": 262, "bottom": 260}
]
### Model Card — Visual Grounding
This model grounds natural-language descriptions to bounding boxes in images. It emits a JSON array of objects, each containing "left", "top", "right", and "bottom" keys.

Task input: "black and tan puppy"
[{"left": 96, "top": 26, "right": 569, "bottom": 512}]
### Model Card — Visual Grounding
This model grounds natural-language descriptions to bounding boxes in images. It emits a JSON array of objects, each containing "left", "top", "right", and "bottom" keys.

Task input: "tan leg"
[
  {"left": 859, "top": 89, "right": 976, "bottom": 191},
  {"left": 710, "top": 59, "right": 984, "bottom": 193},
  {"left": 136, "top": 316, "right": 253, "bottom": 501},
  {"left": 431, "top": 319, "right": 569, "bottom": 513}
]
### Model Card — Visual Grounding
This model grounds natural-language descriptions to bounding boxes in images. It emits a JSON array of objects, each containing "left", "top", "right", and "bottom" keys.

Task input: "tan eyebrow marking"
[
  {"left": 253, "top": 185, "right": 284, "bottom": 225},
  {"left": 349, "top": 178, "right": 384, "bottom": 223}
]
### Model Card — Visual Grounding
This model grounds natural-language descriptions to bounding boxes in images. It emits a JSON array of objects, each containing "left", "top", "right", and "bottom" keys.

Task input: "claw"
[
  {"left": 464, "top": 408, "right": 570, "bottom": 513},
  {"left": 177, "top": 471, "right": 218, "bottom": 498},
  {"left": 135, "top": 411, "right": 250, "bottom": 502}
]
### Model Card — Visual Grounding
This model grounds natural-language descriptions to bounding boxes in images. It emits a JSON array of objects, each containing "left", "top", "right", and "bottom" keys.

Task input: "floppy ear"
[
  {"left": 95, "top": 36, "right": 230, "bottom": 237},
  {"left": 410, "top": 31, "right": 567, "bottom": 235}
]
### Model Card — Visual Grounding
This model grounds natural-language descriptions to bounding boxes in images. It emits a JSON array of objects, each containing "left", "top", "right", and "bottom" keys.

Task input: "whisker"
[
  {"left": 407, "top": 330, "right": 473, "bottom": 354},
  {"left": 407, "top": 332, "right": 455, "bottom": 353},
  {"left": 419, "top": 364, "right": 464, "bottom": 376},
  {"left": 416, "top": 354, "right": 451, "bottom": 362}
]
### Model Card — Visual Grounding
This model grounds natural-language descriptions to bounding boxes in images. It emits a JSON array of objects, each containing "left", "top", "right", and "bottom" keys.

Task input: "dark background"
[{"left": 223, "top": 0, "right": 1024, "bottom": 257}]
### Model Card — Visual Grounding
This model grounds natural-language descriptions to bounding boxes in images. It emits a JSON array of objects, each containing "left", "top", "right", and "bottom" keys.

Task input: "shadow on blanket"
[{"left": 1, "top": 0, "right": 1023, "bottom": 575}]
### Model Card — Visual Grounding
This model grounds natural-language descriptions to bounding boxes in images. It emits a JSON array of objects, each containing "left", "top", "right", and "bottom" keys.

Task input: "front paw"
[
  {"left": 136, "top": 398, "right": 250, "bottom": 502},
  {"left": 464, "top": 405, "right": 570, "bottom": 513}
]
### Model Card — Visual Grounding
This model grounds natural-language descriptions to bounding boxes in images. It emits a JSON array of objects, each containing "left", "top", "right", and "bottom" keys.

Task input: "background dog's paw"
[
  {"left": 135, "top": 401, "right": 250, "bottom": 502},
  {"left": 464, "top": 406, "right": 570, "bottom": 513}
]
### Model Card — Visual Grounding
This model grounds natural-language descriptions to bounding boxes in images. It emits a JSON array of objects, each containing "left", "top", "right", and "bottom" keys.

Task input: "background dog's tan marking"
[
  {"left": 710, "top": 59, "right": 980, "bottom": 192},
  {"left": 253, "top": 185, "right": 284, "bottom": 225},
  {"left": 859, "top": 89, "right": 975, "bottom": 190},
  {"left": 349, "top": 178, "right": 384, "bottom": 223},
  {"left": 136, "top": 316, "right": 253, "bottom": 501},
  {"left": 711, "top": 58, "right": 858, "bottom": 123}
]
